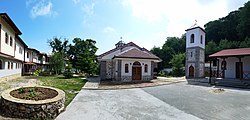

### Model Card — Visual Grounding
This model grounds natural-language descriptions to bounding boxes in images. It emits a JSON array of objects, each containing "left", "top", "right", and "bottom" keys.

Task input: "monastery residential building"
[
  {"left": 0, "top": 13, "right": 49, "bottom": 80},
  {"left": 98, "top": 41, "right": 161, "bottom": 82}
]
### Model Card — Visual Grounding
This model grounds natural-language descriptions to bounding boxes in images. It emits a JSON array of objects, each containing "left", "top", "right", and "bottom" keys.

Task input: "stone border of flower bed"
[{"left": 1, "top": 86, "right": 65, "bottom": 119}]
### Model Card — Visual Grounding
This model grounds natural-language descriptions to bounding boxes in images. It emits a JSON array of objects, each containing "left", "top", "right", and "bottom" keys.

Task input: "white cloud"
[
  {"left": 29, "top": 0, "right": 56, "bottom": 18},
  {"left": 72, "top": 0, "right": 81, "bottom": 4},
  {"left": 82, "top": 3, "right": 95, "bottom": 15},
  {"left": 122, "top": 0, "right": 244, "bottom": 37},
  {"left": 103, "top": 26, "right": 116, "bottom": 33}
]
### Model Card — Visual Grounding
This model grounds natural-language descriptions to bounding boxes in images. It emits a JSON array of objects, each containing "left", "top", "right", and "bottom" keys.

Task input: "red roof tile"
[
  {"left": 114, "top": 48, "right": 160, "bottom": 60},
  {"left": 209, "top": 48, "right": 250, "bottom": 57}
]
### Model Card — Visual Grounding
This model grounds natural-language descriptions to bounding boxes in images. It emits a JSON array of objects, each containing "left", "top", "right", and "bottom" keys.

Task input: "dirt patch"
[
  {"left": 10, "top": 87, "right": 58, "bottom": 101},
  {"left": 209, "top": 88, "right": 225, "bottom": 94}
]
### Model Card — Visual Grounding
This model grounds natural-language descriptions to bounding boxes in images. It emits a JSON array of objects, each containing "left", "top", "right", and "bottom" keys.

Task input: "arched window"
[
  {"left": 190, "top": 34, "right": 194, "bottom": 43},
  {"left": 0, "top": 60, "right": 2, "bottom": 69},
  {"left": 133, "top": 61, "right": 141, "bottom": 66},
  {"left": 125, "top": 64, "right": 129, "bottom": 73},
  {"left": 144, "top": 64, "right": 148, "bottom": 73},
  {"left": 200, "top": 35, "right": 203, "bottom": 44},
  {"left": 5, "top": 32, "right": 8, "bottom": 44}
]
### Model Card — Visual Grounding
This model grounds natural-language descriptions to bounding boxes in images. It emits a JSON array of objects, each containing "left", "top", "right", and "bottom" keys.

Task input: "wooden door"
[
  {"left": 132, "top": 67, "right": 142, "bottom": 80},
  {"left": 236, "top": 62, "right": 243, "bottom": 79},
  {"left": 189, "top": 66, "right": 194, "bottom": 77}
]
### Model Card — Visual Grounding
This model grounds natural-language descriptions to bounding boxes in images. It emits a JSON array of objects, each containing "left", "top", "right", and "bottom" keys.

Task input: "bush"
[
  {"left": 63, "top": 65, "right": 73, "bottom": 78},
  {"left": 33, "top": 70, "right": 42, "bottom": 76}
]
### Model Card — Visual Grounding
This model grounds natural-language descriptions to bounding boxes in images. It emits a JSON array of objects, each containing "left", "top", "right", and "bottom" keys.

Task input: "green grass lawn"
[{"left": 37, "top": 75, "right": 87, "bottom": 106}]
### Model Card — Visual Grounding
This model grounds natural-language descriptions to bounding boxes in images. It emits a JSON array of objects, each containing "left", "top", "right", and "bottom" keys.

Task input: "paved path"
[
  {"left": 143, "top": 82, "right": 250, "bottom": 120},
  {"left": 82, "top": 77, "right": 100, "bottom": 89},
  {"left": 56, "top": 88, "right": 201, "bottom": 120}
]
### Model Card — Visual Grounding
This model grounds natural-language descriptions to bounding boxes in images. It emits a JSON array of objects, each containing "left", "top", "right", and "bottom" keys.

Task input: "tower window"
[
  {"left": 200, "top": 35, "right": 203, "bottom": 44},
  {"left": 190, "top": 34, "right": 194, "bottom": 43},
  {"left": 191, "top": 52, "right": 193, "bottom": 57}
]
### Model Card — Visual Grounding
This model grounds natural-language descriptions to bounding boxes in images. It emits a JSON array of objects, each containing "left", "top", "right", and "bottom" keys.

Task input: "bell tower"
[{"left": 185, "top": 24, "right": 205, "bottom": 78}]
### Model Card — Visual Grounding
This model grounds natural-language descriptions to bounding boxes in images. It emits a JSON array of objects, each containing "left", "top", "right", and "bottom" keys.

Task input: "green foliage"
[
  {"left": 151, "top": 36, "right": 185, "bottom": 71},
  {"left": 205, "top": 1, "right": 250, "bottom": 42},
  {"left": 28, "top": 88, "right": 38, "bottom": 98},
  {"left": 68, "top": 38, "right": 98, "bottom": 75},
  {"left": 38, "top": 75, "right": 87, "bottom": 106},
  {"left": 33, "top": 69, "right": 42, "bottom": 76},
  {"left": 50, "top": 52, "right": 64, "bottom": 75},
  {"left": 170, "top": 53, "right": 185, "bottom": 77},
  {"left": 63, "top": 65, "right": 73, "bottom": 78},
  {"left": 48, "top": 37, "right": 69, "bottom": 56},
  {"left": 18, "top": 87, "right": 25, "bottom": 94}
]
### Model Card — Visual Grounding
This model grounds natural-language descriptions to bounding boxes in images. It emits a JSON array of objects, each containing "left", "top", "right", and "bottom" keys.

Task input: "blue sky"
[{"left": 0, "top": 0, "right": 248, "bottom": 55}]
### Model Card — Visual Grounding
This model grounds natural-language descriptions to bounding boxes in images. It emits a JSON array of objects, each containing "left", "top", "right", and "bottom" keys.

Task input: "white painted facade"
[
  {"left": 99, "top": 42, "right": 160, "bottom": 81},
  {"left": 218, "top": 56, "right": 250, "bottom": 79},
  {"left": 120, "top": 59, "right": 152, "bottom": 76},
  {"left": 186, "top": 27, "right": 205, "bottom": 49},
  {"left": 0, "top": 17, "right": 15, "bottom": 56},
  {"left": 14, "top": 39, "right": 25, "bottom": 61}
]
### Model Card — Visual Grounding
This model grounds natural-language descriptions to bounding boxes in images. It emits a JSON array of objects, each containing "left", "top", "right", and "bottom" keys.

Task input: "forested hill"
[
  {"left": 205, "top": 1, "right": 250, "bottom": 57},
  {"left": 151, "top": 1, "right": 250, "bottom": 71}
]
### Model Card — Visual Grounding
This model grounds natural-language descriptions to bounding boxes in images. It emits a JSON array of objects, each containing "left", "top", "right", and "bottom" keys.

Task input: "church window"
[
  {"left": 144, "top": 64, "right": 148, "bottom": 73},
  {"left": 125, "top": 64, "right": 129, "bottom": 73}
]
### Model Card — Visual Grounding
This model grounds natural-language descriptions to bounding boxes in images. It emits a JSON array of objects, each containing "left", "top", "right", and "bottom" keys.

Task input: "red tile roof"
[
  {"left": 209, "top": 48, "right": 250, "bottom": 57},
  {"left": 114, "top": 48, "right": 160, "bottom": 60},
  {"left": 98, "top": 42, "right": 161, "bottom": 61}
]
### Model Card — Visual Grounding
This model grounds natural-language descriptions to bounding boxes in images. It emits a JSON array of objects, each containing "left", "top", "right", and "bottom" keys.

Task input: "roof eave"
[{"left": 0, "top": 13, "right": 22, "bottom": 35}]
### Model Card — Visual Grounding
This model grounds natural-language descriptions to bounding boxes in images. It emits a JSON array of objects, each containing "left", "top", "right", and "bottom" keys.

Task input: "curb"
[{"left": 82, "top": 80, "right": 186, "bottom": 90}]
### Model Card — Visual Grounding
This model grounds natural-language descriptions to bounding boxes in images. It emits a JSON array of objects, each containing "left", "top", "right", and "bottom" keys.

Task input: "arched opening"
[
  {"left": 132, "top": 61, "right": 142, "bottom": 80},
  {"left": 190, "top": 34, "right": 194, "bottom": 43},
  {"left": 189, "top": 65, "right": 194, "bottom": 77}
]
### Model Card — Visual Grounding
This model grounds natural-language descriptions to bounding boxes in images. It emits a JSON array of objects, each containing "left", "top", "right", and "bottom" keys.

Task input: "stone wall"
[
  {"left": 186, "top": 47, "right": 205, "bottom": 78},
  {"left": 121, "top": 76, "right": 132, "bottom": 82},
  {"left": 100, "top": 61, "right": 106, "bottom": 80},
  {"left": 1, "top": 86, "right": 65, "bottom": 119}
]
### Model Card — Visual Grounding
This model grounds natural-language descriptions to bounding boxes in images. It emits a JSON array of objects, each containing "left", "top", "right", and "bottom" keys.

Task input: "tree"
[
  {"left": 50, "top": 52, "right": 64, "bottom": 75},
  {"left": 68, "top": 38, "right": 98, "bottom": 75},
  {"left": 169, "top": 53, "right": 185, "bottom": 77},
  {"left": 237, "top": 1, "right": 250, "bottom": 39},
  {"left": 48, "top": 37, "right": 69, "bottom": 57}
]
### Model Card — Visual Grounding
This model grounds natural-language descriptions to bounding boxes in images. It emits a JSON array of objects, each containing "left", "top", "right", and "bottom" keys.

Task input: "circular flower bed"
[{"left": 1, "top": 86, "right": 65, "bottom": 119}]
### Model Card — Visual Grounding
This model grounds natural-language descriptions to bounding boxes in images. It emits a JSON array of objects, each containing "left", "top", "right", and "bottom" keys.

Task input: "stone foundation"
[{"left": 1, "top": 86, "right": 65, "bottom": 119}]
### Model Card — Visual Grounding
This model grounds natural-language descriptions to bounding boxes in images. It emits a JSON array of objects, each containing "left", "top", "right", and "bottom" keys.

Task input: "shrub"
[
  {"left": 63, "top": 65, "right": 73, "bottom": 78},
  {"left": 33, "top": 70, "right": 42, "bottom": 76}
]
